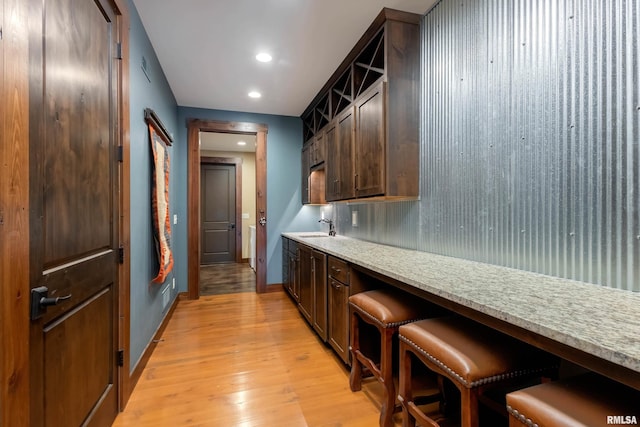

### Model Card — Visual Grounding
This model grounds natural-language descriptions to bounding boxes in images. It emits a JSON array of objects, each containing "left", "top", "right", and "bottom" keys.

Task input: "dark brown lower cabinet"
[
  {"left": 297, "top": 244, "right": 328, "bottom": 342},
  {"left": 298, "top": 245, "right": 313, "bottom": 323},
  {"left": 328, "top": 256, "right": 350, "bottom": 364},
  {"left": 312, "top": 250, "right": 327, "bottom": 341},
  {"left": 283, "top": 238, "right": 299, "bottom": 301}
]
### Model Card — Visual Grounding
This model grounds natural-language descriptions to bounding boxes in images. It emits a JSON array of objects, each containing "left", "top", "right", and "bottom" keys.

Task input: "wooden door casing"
[
  {"left": 200, "top": 163, "right": 237, "bottom": 264},
  {"left": 1, "top": 0, "right": 31, "bottom": 425},
  {"left": 29, "top": 0, "right": 121, "bottom": 426},
  {"left": 187, "top": 120, "right": 268, "bottom": 296}
]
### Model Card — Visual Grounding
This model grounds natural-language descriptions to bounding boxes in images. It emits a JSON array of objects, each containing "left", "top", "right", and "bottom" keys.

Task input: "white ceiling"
[{"left": 132, "top": 0, "right": 437, "bottom": 117}]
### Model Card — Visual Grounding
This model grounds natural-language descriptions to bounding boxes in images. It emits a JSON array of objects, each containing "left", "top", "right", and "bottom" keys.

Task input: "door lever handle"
[
  {"left": 259, "top": 217, "right": 267, "bottom": 226},
  {"left": 31, "top": 286, "right": 72, "bottom": 320},
  {"left": 40, "top": 294, "right": 72, "bottom": 307}
]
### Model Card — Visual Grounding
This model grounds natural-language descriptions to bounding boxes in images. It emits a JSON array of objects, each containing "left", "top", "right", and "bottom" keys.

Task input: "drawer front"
[{"left": 328, "top": 256, "right": 349, "bottom": 284}]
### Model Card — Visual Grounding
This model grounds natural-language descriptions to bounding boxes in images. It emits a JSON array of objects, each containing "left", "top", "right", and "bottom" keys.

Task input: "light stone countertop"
[{"left": 282, "top": 232, "right": 640, "bottom": 389}]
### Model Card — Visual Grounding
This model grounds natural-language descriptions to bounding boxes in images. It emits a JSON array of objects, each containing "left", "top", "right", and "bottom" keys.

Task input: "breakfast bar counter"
[{"left": 282, "top": 232, "right": 640, "bottom": 391}]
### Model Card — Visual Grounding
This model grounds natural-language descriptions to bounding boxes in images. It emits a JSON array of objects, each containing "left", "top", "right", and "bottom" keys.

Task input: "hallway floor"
[
  {"left": 199, "top": 262, "right": 256, "bottom": 295},
  {"left": 113, "top": 292, "right": 392, "bottom": 426}
]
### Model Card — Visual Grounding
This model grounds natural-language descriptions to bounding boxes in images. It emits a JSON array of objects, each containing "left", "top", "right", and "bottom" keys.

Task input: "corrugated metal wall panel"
[
  {"left": 335, "top": 201, "right": 419, "bottom": 250},
  {"left": 336, "top": 0, "right": 639, "bottom": 292}
]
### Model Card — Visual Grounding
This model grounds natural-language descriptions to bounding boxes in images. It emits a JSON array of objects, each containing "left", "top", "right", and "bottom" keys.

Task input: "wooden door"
[
  {"left": 355, "top": 82, "right": 386, "bottom": 198},
  {"left": 201, "top": 164, "right": 236, "bottom": 264},
  {"left": 29, "top": 0, "right": 121, "bottom": 426}
]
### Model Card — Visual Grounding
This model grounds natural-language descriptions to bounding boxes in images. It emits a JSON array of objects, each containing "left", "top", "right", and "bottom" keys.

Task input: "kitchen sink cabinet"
[
  {"left": 283, "top": 238, "right": 299, "bottom": 301},
  {"left": 298, "top": 245, "right": 313, "bottom": 323},
  {"left": 297, "top": 244, "right": 328, "bottom": 342}
]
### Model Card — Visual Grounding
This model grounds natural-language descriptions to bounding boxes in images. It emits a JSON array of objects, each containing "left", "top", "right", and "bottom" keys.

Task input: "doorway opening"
[
  {"left": 199, "top": 135, "right": 254, "bottom": 295},
  {"left": 187, "top": 119, "right": 268, "bottom": 297}
]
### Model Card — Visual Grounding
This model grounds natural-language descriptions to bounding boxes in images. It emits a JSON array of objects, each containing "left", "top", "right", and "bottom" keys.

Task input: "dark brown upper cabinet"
[{"left": 300, "top": 8, "right": 421, "bottom": 203}]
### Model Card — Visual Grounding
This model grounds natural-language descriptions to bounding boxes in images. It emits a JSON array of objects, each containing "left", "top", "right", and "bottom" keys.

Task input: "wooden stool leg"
[
  {"left": 349, "top": 309, "right": 362, "bottom": 392},
  {"left": 399, "top": 341, "right": 416, "bottom": 427},
  {"left": 379, "top": 327, "right": 396, "bottom": 427},
  {"left": 460, "top": 388, "right": 479, "bottom": 427}
]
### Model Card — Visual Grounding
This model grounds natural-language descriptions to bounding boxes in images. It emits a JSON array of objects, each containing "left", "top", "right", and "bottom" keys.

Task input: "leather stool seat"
[
  {"left": 349, "top": 288, "right": 438, "bottom": 427},
  {"left": 399, "top": 316, "right": 559, "bottom": 427},
  {"left": 506, "top": 373, "right": 640, "bottom": 427},
  {"left": 349, "top": 288, "right": 427, "bottom": 328}
]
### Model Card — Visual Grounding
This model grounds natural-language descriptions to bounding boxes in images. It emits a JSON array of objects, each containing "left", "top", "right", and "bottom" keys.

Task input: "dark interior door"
[
  {"left": 29, "top": 0, "right": 120, "bottom": 426},
  {"left": 201, "top": 164, "right": 236, "bottom": 264}
]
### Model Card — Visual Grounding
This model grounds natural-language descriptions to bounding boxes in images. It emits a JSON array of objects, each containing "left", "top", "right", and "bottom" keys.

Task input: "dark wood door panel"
[
  {"left": 30, "top": 0, "right": 121, "bottom": 425},
  {"left": 43, "top": 287, "right": 115, "bottom": 427},
  {"left": 40, "top": 251, "right": 115, "bottom": 324},
  {"left": 44, "top": 0, "right": 114, "bottom": 266}
]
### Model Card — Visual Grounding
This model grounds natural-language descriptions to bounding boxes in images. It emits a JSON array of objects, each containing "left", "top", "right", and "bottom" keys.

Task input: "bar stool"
[
  {"left": 398, "top": 316, "right": 559, "bottom": 427},
  {"left": 507, "top": 373, "right": 640, "bottom": 426},
  {"left": 349, "top": 288, "right": 441, "bottom": 427}
]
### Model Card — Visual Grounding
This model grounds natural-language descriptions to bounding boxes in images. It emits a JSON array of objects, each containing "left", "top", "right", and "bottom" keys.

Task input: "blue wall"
[
  {"left": 128, "top": 0, "right": 182, "bottom": 371},
  {"left": 176, "top": 107, "right": 322, "bottom": 286}
]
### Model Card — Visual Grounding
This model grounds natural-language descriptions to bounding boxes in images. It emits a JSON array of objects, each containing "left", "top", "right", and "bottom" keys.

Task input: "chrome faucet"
[{"left": 319, "top": 218, "right": 336, "bottom": 236}]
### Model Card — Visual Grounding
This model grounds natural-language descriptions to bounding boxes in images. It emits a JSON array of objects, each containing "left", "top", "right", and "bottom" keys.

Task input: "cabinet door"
[
  {"left": 301, "top": 144, "right": 311, "bottom": 204},
  {"left": 313, "top": 131, "right": 325, "bottom": 166},
  {"left": 328, "top": 278, "right": 350, "bottom": 364},
  {"left": 286, "top": 249, "right": 299, "bottom": 301},
  {"left": 355, "top": 82, "right": 386, "bottom": 198},
  {"left": 324, "top": 123, "right": 340, "bottom": 201},
  {"left": 336, "top": 106, "right": 356, "bottom": 200},
  {"left": 298, "top": 245, "right": 313, "bottom": 323},
  {"left": 292, "top": 248, "right": 300, "bottom": 301},
  {"left": 312, "top": 250, "right": 327, "bottom": 341}
]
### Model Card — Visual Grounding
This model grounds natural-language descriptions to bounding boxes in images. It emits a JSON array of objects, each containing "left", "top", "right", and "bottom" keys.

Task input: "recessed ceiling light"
[
  {"left": 237, "top": 141, "right": 247, "bottom": 146},
  {"left": 248, "top": 91, "right": 262, "bottom": 98},
  {"left": 256, "top": 52, "right": 272, "bottom": 63}
]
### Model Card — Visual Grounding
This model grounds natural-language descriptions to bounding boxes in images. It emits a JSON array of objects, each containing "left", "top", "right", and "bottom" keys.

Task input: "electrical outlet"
[
  {"left": 352, "top": 210, "right": 358, "bottom": 227},
  {"left": 172, "top": 277, "right": 176, "bottom": 290},
  {"left": 173, "top": 214, "right": 178, "bottom": 225}
]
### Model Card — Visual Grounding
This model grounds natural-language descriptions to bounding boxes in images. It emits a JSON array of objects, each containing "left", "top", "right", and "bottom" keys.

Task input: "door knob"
[{"left": 259, "top": 217, "right": 267, "bottom": 226}]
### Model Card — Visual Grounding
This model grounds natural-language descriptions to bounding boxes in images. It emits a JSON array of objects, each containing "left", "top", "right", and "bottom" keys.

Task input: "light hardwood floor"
[{"left": 113, "top": 291, "right": 398, "bottom": 426}]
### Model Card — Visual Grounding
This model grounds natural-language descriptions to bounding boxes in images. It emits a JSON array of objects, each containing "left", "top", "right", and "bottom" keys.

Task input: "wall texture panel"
[{"left": 338, "top": 0, "right": 639, "bottom": 292}]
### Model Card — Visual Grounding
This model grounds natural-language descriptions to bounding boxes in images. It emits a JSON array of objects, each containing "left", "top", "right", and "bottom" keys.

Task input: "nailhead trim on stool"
[{"left": 400, "top": 335, "right": 554, "bottom": 388}]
